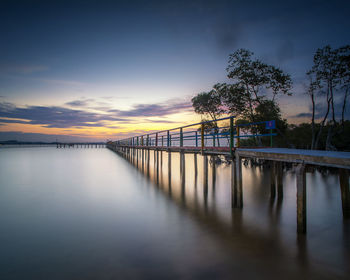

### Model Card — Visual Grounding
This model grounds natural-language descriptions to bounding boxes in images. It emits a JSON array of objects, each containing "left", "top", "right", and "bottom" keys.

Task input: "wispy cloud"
[
  {"left": 65, "top": 99, "right": 94, "bottom": 107},
  {"left": 0, "top": 98, "right": 193, "bottom": 130},
  {"left": 290, "top": 99, "right": 350, "bottom": 120},
  {"left": 110, "top": 99, "right": 192, "bottom": 117},
  {"left": 0, "top": 102, "right": 126, "bottom": 128}
]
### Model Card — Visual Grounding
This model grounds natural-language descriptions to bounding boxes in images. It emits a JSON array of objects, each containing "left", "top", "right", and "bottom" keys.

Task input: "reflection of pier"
[
  {"left": 107, "top": 118, "right": 350, "bottom": 234},
  {"left": 56, "top": 143, "right": 106, "bottom": 148}
]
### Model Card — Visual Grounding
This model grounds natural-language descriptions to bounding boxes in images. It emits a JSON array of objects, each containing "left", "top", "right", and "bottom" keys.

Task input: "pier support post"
[
  {"left": 270, "top": 161, "right": 276, "bottom": 199},
  {"left": 339, "top": 169, "right": 350, "bottom": 219},
  {"left": 194, "top": 153, "right": 198, "bottom": 178},
  {"left": 233, "top": 152, "right": 243, "bottom": 208},
  {"left": 231, "top": 159, "right": 237, "bottom": 208},
  {"left": 296, "top": 164, "right": 306, "bottom": 234},
  {"left": 180, "top": 152, "right": 185, "bottom": 203},
  {"left": 276, "top": 162, "right": 283, "bottom": 199},
  {"left": 156, "top": 151, "right": 159, "bottom": 184},
  {"left": 203, "top": 155, "right": 208, "bottom": 206},
  {"left": 168, "top": 151, "right": 172, "bottom": 194},
  {"left": 141, "top": 149, "right": 144, "bottom": 172},
  {"left": 136, "top": 148, "right": 139, "bottom": 168},
  {"left": 146, "top": 149, "right": 150, "bottom": 178},
  {"left": 211, "top": 156, "right": 216, "bottom": 191}
]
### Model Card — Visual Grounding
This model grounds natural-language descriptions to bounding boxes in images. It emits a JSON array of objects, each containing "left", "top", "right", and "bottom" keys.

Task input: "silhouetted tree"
[
  {"left": 225, "top": 49, "right": 292, "bottom": 122},
  {"left": 192, "top": 84, "right": 225, "bottom": 146},
  {"left": 307, "top": 45, "right": 350, "bottom": 150}
]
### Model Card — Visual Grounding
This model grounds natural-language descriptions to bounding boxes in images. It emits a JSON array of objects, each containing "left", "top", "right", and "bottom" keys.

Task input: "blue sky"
[{"left": 0, "top": 0, "right": 349, "bottom": 141}]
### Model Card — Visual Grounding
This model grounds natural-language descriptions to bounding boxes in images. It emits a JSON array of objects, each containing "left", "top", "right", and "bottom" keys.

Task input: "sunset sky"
[{"left": 1, "top": 0, "right": 349, "bottom": 142}]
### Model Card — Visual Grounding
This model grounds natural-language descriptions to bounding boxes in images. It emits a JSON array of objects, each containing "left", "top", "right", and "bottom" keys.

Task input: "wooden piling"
[
  {"left": 194, "top": 153, "right": 198, "bottom": 178},
  {"left": 211, "top": 156, "right": 216, "bottom": 191},
  {"left": 231, "top": 159, "right": 237, "bottom": 208},
  {"left": 296, "top": 164, "right": 306, "bottom": 234},
  {"left": 276, "top": 162, "right": 283, "bottom": 199},
  {"left": 168, "top": 151, "right": 172, "bottom": 194},
  {"left": 270, "top": 161, "right": 276, "bottom": 199},
  {"left": 180, "top": 152, "right": 185, "bottom": 202},
  {"left": 234, "top": 152, "right": 243, "bottom": 208},
  {"left": 203, "top": 155, "right": 208, "bottom": 206},
  {"left": 339, "top": 169, "right": 350, "bottom": 219}
]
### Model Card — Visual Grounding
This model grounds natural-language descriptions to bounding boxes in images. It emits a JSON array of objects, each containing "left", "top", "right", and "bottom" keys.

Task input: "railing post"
[
  {"left": 156, "top": 133, "right": 158, "bottom": 147},
  {"left": 195, "top": 131, "right": 198, "bottom": 147},
  {"left": 237, "top": 125, "right": 240, "bottom": 148},
  {"left": 230, "top": 117, "right": 234, "bottom": 157},
  {"left": 212, "top": 133, "right": 215, "bottom": 147},
  {"left": 141, "top": 136, "right": 144, "bottom": 146},
  {"left": 137, "top": 136, "right": 139, "bottom": 146},
  {"left": 180, "top": 128, "right": 183, "bottom": 147},
  {"left": 167, "top": 131, "right": 170, "bottom": 147},
  {"left": 270, "top": 129, "right": 273, "bottom": 147},
  {"left": 147, "top": 135, "right": 149, "bottom": 146},
  {"left": 201, "top": 123, "right": 204, "bottom": 153}
]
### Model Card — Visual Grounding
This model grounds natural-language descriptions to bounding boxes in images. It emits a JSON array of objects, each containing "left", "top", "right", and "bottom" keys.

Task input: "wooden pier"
[
  {"left": 56, "top": 143, "right": 106, "bottom": 148},
  {"left": 107, "top": 117, "right": 350, "bottom": 234}
]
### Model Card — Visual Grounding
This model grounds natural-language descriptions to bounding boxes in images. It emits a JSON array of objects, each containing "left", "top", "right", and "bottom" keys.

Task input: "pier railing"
[{"left": 112, "top": 116, "right": 277, "bottom": 156}]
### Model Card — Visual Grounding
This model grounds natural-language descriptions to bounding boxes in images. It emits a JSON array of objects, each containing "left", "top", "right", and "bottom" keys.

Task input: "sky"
[{"left": 0, "top": 0, "right": 349, "bottom": 142}]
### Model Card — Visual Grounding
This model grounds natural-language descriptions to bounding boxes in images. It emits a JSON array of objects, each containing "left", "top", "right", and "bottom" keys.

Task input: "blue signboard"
[{"left": 265, "top": 120, "right": 276, "bottom": 130}]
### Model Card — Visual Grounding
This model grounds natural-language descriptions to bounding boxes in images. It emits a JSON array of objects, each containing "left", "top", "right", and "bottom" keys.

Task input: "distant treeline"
[
  {"left": 0, "top": 140, "right": 57, "bottom": 145},
  {"left": 0, "top": 140, "right": 105, "bottom": 145},
  {"left": 191, "top": 46, "right": 350, "bottom": 151}
]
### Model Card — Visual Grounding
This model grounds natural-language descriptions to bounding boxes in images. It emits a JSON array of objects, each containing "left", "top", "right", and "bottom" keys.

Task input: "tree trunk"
[
  {"left": 314, "top": 88, "right": 331, "bottom": 150},
  {"left": 325, "top": 125, "right": 337, "bottom": 151},
  {"left": 310, "top": 90, "right": 316, "bottom": 150}
]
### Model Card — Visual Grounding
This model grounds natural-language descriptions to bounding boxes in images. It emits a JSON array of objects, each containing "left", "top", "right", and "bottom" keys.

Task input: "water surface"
[{"left": 0, "top": 147, "right": 349, "bottom": 279}]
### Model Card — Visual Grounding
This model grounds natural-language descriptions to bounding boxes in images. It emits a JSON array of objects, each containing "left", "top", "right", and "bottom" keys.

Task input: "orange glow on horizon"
[{"left": 0, "top": 111, "right": 201, "bottom": 140}]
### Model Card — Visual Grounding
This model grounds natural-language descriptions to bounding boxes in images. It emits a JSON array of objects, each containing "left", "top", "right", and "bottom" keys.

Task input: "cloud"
[
  {"left": 111, "top": 99, "right": 192, "bottom": 117},
  {"left": 289, "top": 98, "right": 350, "bottom": 120},
  {"left": 145, "top": 119, "right": 177, "bottom": 123},
  {"left": 0, "top": 98, "right": 193, "bottom": 129},
  {"left": 0, "top": 102, "right": 126, "bottom": 128},
  {"left": 65, "top": 99, "right": 92, "bottom": 107},
  {"left": 291, "top": 112, "right": 312, "bottom": 118}
]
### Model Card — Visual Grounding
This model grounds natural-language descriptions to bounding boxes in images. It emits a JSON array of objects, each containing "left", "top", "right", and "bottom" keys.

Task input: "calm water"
[{"left": 0, "top": 147, "right": 349, "bottom": 279}]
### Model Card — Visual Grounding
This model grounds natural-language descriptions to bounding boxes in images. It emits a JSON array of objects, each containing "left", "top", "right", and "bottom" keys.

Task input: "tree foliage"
[
  {"left": 191, "top": 85, "right": 224, "bottom": 121},
  {"left": 225, "top": 49, "right": 292, "bottom": 121},
  {"left": 306, "top": 45, "right": 350, "bottom": 150},
  {"left": 191, "top": 46, "right": 350, "bottom": 150}
]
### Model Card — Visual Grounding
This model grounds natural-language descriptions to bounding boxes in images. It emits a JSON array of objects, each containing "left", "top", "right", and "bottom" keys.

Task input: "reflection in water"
[
  {"left": 2, "top": 147, "right": 349, "bottom": 279},
  {"left": 119, "top": 148, "right": 350, "bottom": 279}
]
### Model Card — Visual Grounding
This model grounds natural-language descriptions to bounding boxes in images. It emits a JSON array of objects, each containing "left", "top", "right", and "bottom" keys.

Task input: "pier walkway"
[{"left": 107, "top": 117, "right": 350, "bottom": 234}]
